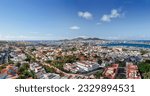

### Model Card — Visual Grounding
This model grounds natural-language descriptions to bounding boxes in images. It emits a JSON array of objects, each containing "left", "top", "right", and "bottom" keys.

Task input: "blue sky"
[{"left": 0, "top": 0, "right": 150, "bottom": 40}]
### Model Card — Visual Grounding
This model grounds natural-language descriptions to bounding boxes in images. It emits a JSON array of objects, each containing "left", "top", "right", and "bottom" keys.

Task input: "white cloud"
[
  {"left": 96, "top": 22, "right": 102, "bottom": 25},
  {"left": 101, "top": 15, "right": 111, "bottom": 22},
  {"left": 77, "top": 36, "right": 88, "bottom": 38},
  {"left": 78, "top": 11, "right": 93, "bottom": 20},
  {"left": 70, "top": 26, "right": 80, "bottom": 30},
  {"left": 110, "top": 9, "right": 120, "bottom": 18},
  {"left": 101, "top": 9, "right": 121, "bottom": 22}
]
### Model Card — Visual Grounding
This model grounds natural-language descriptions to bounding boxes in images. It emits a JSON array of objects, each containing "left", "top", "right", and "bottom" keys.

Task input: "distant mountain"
[
  {"left": 71, "top": 37, "right": 85, "bottom": 41},
  {"left": 59, "top": 39, "right": 69, "bottom": 42},
  {"left": 85, "top": 37, "right": 105, "bottom": 40},
  {"left": 71, "top": 37, "right": 106, "bottom": 41}
]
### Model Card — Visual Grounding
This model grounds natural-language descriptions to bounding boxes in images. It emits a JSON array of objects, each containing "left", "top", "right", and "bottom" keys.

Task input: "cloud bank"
[
  {"left": 101, "top": 9, "right": 121, "bottom": 22},
  {"left": 70, "top": 26, "right": 80, "bottom": 30},
  {"left": 78, "top": 11, "right": 93, "bottom": 20}
]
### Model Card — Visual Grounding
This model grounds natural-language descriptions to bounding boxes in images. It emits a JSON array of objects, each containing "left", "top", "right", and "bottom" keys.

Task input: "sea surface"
[{"left": 99, "top": 43, "right": 150, "bottom": 48}]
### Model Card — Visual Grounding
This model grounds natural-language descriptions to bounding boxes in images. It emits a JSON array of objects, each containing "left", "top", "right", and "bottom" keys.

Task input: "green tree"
[
  {"left": 8, "top": 59, "right": 14, "bottom": 64},
  {"left": 23, "top": 70, "right": 31, "bottom": 78},
  {"left": 0, "top": 64, "right": 7, "bottom": 72},
  {"left": 43, "top": 65, "right": 55, "bottom": 73},
  {"left": 145, "top": 60, "right": 150, "bottom": 63},
  {"left": 138, "top": 61, "right": 150, "bottom": 79},
  {"left": 25, "top": 54, "right": 35, "bottom": 62},
  {"left": 18, "top": 70, "right": 36, "bottom": 79},
  {"left": 45, "top": 60, "right": 52, "bottom": 64},
  {"left": 23, "top": 63, "right": 29, "bottom": 69},
  {"left": 18, "top": 67, "right": 26, "bottom": 74},
  {"left": 30, "top": 70, "right": 37, "bottom": 79},
  {"left": 138, "top": 63, "right": 150, "bottom": 73},
  {"left": 141, "top": 50, "right": 149, "bottom": 55},
  {"left": 15, "top": 62, "right": 21, "bottom": 67},
  {"left": 31, "top": 47, "right": 36, "bottom": 51},
  {"left": 63, "top": 55, "right": 77, "bottom": 63},
  {"left": 25, "top": 56, "right": 31, "bottom": 62},
  {"left": 97, "top": 59, "right": 102, "bottom": 65},
  {"left": 18, "top": 75, "right": 26, "bottom": 79},
  {"left": 18, "top": 63, "right": 29, "bottom": 74},
  {"left": 70, "top": 47, "right": 77, "bottom": 51},
  {"left": 95, "top": 70, "right": 103, "bottom": 79},
  {"left": 143, "top": 72, "right": 150, "bottom": 79}
]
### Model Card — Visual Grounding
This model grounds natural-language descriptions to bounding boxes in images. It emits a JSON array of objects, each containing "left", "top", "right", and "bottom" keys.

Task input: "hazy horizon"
[{"left": 1, "top": 37, "right": 150, "bottom": 41}]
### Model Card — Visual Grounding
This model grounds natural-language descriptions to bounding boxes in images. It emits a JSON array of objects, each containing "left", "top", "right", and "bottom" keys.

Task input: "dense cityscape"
[{"left": 0, "top": 38, "right": 150, "bottom": 79}]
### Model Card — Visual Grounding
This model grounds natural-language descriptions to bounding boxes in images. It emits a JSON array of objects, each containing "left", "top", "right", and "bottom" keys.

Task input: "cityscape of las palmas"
[{"left": 0, "top": 38, "right": 150, "bottom": 79}]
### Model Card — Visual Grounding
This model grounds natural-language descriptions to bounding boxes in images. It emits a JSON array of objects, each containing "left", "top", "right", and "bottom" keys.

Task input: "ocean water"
[{"left": 99, "top": 43, "right": 150, "bottom": 48}]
